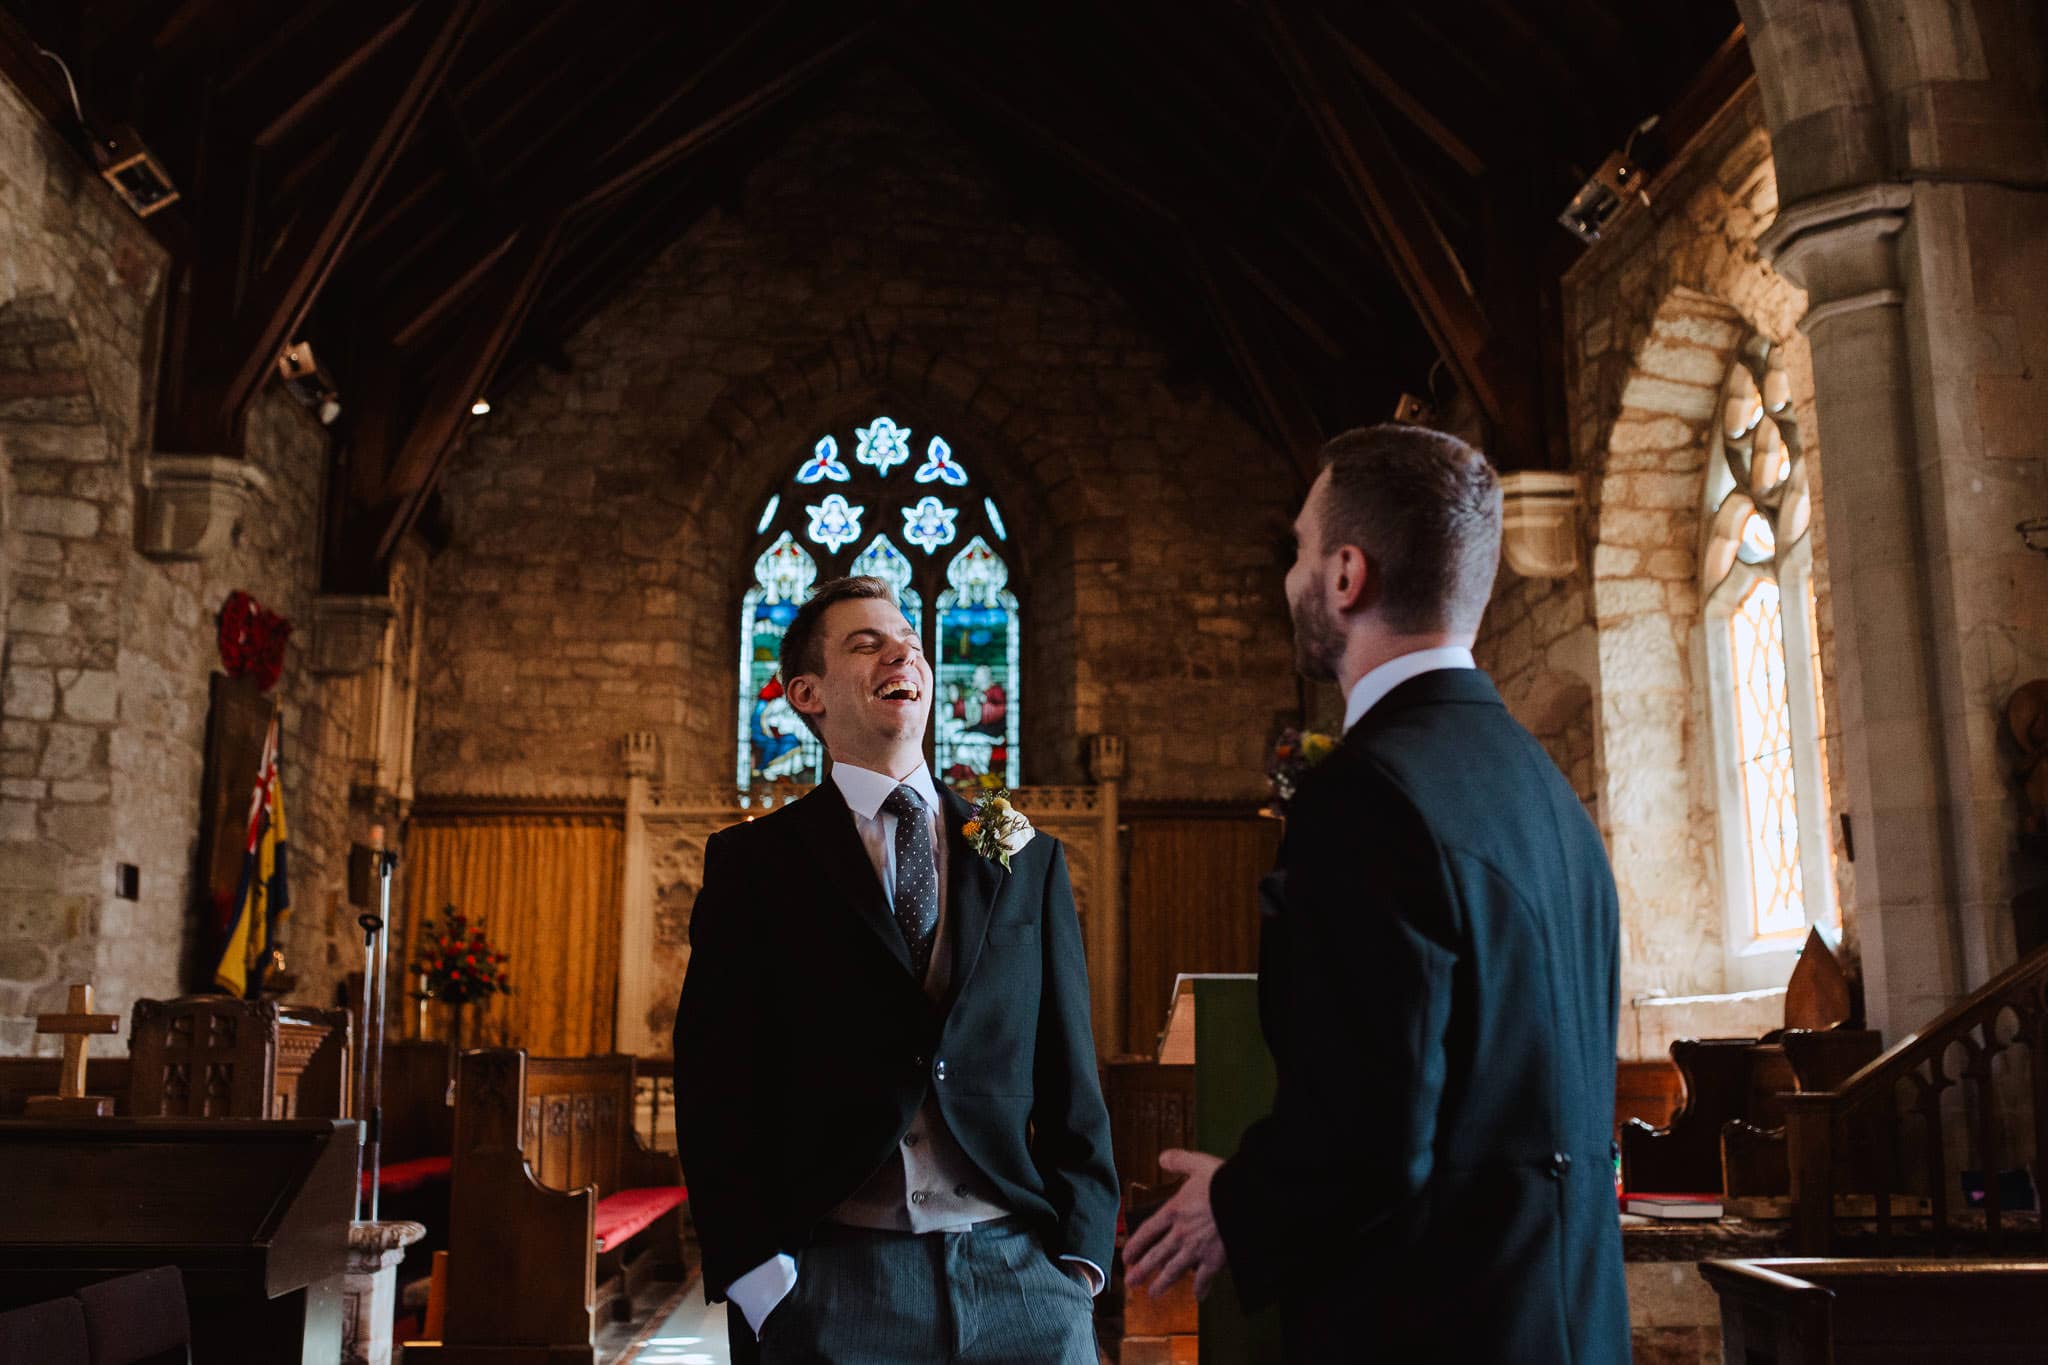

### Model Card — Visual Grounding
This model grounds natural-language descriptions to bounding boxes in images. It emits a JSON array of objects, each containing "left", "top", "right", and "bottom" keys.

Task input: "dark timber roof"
[{"left": 0, "top": 0, "right": 1745, "bottom": 588}]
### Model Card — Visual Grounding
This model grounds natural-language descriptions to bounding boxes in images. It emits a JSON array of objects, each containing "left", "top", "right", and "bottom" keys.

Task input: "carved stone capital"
[
  {"left": 311, "top": 595, "right": 396, "bottom": 676},
  {"left": 1086, "top": 733, "right": 1126, "bottom": 783},
  {"left": 1757, "top": 183, "right": 1912, "bottom": 318},
  {"left": 1498, "top": 471, "right": 1581, "bottom": 579},
  {"left": 140, "top": 454, "right": 271, "bottom": 561},
  {"left": 623, "top": 731, "right": 659, "bottom": 781}
]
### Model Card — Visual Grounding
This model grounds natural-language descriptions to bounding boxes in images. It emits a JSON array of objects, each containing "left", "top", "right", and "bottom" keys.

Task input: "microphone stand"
[{"left": 355, "top": 833, "right": 398, "bottom": 1223}]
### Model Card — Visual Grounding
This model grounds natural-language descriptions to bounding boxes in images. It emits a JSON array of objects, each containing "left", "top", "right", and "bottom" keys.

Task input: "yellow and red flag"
[{"left": 213, "top": 712, "right": 291, "bottom": 998}]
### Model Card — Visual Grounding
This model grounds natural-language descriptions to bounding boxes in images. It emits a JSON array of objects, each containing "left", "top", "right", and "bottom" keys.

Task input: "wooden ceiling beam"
[
  {"left": 220, "top": 0, "right": 415, "bottom": 146},
  {"left": 374, "top": 220, "right": 563, "bottom": 559},
  {"left": 153, "top": 0, "right": 481, "bottom": 457},
  {"left": 1329, "top": 28, "right": 1487, "bottom": 178},
  {"left": 1264, "top": 3, "right": 1529, "bottom": 458},
  {"left": 1191, "top": 244, "right": 1324, "bottom": 480}
]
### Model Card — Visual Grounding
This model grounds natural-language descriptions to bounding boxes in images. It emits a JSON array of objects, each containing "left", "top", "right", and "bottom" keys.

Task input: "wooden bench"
[
  {"left": 404, "top": 1048, "right": 688, "bottom": 1363},
  {"left": 1701, "top": 1257, "right": 2048, "bottom": 1363}
]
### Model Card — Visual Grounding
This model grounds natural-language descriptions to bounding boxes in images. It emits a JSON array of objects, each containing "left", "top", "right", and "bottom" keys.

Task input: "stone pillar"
[
  {"left": 1741, "top": 0, "right": 2048, "bottom": 1033},
  {"left": 342, "top": 1219, "right": 426, "bottom": 1365},
  {"left": 614, "top": 732, "right": 660, "bottom": 1057},
  {"left": 1086, "top": 734, "right": 1126, "bottom": 1057}
]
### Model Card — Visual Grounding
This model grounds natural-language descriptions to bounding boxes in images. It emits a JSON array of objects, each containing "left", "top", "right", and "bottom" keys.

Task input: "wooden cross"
[{"left": 28, "top": 982, "right": 121, "bottom": 1118}]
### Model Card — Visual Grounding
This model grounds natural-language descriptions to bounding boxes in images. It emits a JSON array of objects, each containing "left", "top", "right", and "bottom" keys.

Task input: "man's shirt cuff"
[
  {"left": 1059, "top": 1254, "right": 1106, "bottom": 1297},
  {"left": 727, "top": 1252, "right": 798, "bottom": 1335}
]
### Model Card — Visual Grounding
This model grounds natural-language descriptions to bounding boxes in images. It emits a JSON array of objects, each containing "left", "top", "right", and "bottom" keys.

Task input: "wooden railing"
[{"left": 1783, "top": 945, "right": 2048, "bottom": 1254}]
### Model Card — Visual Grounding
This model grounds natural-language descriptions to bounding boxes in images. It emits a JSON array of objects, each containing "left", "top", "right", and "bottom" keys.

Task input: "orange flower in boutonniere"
[{"left": 964, "top": 790, "right": 1034, "bottom": 870}]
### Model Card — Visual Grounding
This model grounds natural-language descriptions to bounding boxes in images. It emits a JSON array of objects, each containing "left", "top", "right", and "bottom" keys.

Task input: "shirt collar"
[
  {"left": 1342, "top": 646, "right": 1477, "bottom": 733},
  {"left": 830, "top": 759, "right": 943, "bottom": 822}
]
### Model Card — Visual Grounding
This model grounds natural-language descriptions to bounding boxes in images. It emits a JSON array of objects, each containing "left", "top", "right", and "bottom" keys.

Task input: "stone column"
[
  {"left": 613, "top": 732, "right": 660, "bottom": 1057},
  {"left": 1742, "top": 0, "right": 2048, "bottom": 1033},
  {"left": 1087, "top": 733, "right": 1126, "bottom": 1057},
  {"left": 342, "top": 1219, "right": 426, "bottom": 1365}
]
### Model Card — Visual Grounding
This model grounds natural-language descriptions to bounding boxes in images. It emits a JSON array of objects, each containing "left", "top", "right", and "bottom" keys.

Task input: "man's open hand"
[{"left": 1122, "top": 1149, "right": 1228, "bottom": 1301}]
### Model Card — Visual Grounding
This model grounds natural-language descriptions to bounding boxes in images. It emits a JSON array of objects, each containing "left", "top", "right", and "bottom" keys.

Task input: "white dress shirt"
[
  {"left": 725, "top": 761, "right": 1102, "bottom": 1336},
  {"left": 1342, "top": 645, "right": 1477, "bottom": 734}
]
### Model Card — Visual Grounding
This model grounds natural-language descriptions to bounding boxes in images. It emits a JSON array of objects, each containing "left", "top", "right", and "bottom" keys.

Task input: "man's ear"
[
  {"left": 786, "top": 675, "right": 825, "bottom": 721},
  {"left": 1330, "top": 545, "right": 1371, "bottom": 612}
]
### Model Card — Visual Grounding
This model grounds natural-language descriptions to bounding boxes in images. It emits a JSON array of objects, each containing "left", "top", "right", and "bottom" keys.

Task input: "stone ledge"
[{"left": 140, "top": 453, "right": 271, "bottom": 561}]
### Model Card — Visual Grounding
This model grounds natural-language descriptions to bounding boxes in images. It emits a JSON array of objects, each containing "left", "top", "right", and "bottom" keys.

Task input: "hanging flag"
[{"left": 213, "top": 712, "right": 291, "bottom": 998}]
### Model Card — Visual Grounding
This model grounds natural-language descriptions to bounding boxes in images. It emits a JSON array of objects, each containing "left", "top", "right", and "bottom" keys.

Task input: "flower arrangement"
[
  {"left": 408, "top": 907, "right": 512, "bottom": 1007},
  {"left": 218, "top": 590, "right": 293, "bottom": 692},
  {"left": 963, "top": 789, "right": 1036, "bottom": 870},
  {"left": 1267, "top": 727, "right": 1338, "bottom": 815}
]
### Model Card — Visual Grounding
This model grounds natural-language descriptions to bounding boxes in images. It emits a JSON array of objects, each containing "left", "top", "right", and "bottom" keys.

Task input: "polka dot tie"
[{"left": 882, "top": 783, "right": 939, "bottom": 979}]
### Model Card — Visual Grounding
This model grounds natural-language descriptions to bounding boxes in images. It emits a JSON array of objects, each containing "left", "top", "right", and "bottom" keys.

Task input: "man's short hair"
[
  {"left": 777, "top": 576, "right": 899, "bottom": 738},
  {"left": 1317, "top": 423, "right": 1503, "bottom": 635}
]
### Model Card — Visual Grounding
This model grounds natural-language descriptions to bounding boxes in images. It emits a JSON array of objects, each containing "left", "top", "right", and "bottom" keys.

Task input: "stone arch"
[
  {"left": 0, "top": 291, "right": 124, "bottom": 1048},
  {"left": 661, "top": 321, "right": 1088, "bottom": 789},
  {"left": 1590, "top": 285, "right": 1749, "bottom": 1005}
]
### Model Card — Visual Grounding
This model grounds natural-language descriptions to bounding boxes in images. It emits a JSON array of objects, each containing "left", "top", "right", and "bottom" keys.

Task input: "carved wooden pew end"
[{"left": 405, "top": 1049, "right": 688, "bottom": 1363}]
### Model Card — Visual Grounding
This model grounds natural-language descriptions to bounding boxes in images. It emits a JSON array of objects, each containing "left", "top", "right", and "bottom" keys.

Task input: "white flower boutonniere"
[{"left": 964, "top": 789, "right": 1034, "bottom": 870}]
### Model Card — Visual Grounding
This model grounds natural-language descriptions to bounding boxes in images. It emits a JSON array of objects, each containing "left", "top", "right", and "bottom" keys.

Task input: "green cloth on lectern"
[{"left": 1194, "top": 976, "right": 1284, "bottom": 1364}]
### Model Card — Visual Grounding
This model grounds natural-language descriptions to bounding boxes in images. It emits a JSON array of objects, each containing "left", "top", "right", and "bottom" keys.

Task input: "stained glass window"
[
  {"left": 740, "top": 417, "right": 1017, "bottom": 792},
  {"left": 1728, "top": 579, "right": 1805, "bottom": 938},
  {"left": 737, "top": 533, "right": 823, "bottom": 787},
  {"left": 934, "top": 538, "right": 1021, "bottom": 789}
]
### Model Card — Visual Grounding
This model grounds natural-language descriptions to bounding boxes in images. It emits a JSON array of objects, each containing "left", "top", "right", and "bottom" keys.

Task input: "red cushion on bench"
[
  {"left": 593, "top": 1186, "right": 687, "bottom": 1251},
  {"left": 363, "top": 1154, "right": 453, "bottom": 1197}
]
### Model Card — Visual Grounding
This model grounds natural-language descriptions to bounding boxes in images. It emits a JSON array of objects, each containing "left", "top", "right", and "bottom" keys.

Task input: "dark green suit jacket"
[
  {"left": 673, "top": 780, "right": 1117, "bottom": 1302},
  {"left": 1210, "top": 669, "right": 1629, "bottom": 1362}
]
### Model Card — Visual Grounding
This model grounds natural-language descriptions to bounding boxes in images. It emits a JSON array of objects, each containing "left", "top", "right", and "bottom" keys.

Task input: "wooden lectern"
[{"left": 0, "top": 1117, "right": 359, "bottom": 1364}]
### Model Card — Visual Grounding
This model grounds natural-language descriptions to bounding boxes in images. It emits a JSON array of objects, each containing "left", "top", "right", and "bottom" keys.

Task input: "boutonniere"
[
  {"left": 963, "top": 789, "right": 1034, "bottom": 870},
  {"left": 1267, "top": 727, "right": 1337, "bottom": 816}
]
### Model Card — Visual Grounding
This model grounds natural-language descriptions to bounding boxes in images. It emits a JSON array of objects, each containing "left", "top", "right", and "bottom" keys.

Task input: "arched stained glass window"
[
  {"left": 739, "top": 417, "right": 1019, "bottom": 791},
  {"left": 1702, "top": 338, "right": 1838, "bottom": 987}
]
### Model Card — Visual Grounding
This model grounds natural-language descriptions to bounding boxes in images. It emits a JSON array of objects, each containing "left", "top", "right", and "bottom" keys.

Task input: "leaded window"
[
  {"left": 1701, "top": 339, "right": 1838, "bottom": 985},
  {"left": 739, "top": 417, "right": 1020, "bottom": 791}
]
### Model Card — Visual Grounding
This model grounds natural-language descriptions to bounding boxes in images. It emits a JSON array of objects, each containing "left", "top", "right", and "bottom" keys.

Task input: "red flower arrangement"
[
  {"left": 218, "top": 591, "right": 293, "bottom": 691},
  {"left": 408, "top": 908, "right": 512, "bottom": 1006}
]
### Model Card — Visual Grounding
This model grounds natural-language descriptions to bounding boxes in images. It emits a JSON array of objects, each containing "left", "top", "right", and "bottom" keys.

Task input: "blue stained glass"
[
  {"left": 914, "top": 436, "right": 969, "bottom": 487},
  {"left": 934, "top": 537, "right": 1020, "bottom": 789},
  {"left": 983, "top": 497, "right": 1006, "bottom": 540},
  {"left": 856, "top": 417, "right": 914, "bottom": 475},
  {"left": 850, "top": 534, "right": 922, "bottom": 635},
  {"left": 756, "top": 495, "right": 780, "bottom": 534},
  {"left": 903, "top": 496, "right": 960, "bottom": 554},
  {"left": 738, "top": 533, "right": 823, "bottom": 788},
  {"left": 796, "top": 435, "right": 851, "bottom": 484},
  {"left": 805, "top": 493, "right": 864, "bottom": 554}
]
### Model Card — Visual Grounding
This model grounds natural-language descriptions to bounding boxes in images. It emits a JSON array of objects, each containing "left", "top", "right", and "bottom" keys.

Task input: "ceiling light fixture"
[
  {"left": 36, "top": 46, "right": 179, "bottom": 218},
  {"left": 470, "top": 398, "right": 492, "bottom": 417},
  {"left": 1558, "top": 116, "right": 1659, "bottom": 245}
]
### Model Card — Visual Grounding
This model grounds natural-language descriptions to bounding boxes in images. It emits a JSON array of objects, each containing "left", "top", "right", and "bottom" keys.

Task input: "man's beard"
[{"left": 1290, "top": 578, "right": 1343, "bottom": 682}]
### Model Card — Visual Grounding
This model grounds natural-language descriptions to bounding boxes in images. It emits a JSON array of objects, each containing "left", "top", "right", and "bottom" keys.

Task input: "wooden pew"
[
  {"left": 0, "top": 995, "right": 348, "bottom": 1121},
  {"left": 1701, "top": 1257, "right": 2048, "bottom": 1363},
  {"left": 0, "top": 1117, "right": 357, "bottom": 1364},
  {"left": 0, "top": 1266, "right": 192, "bottom": 1365},
  {"left": 404, "top": 1049, "right": 688, "bottom": 1363}
]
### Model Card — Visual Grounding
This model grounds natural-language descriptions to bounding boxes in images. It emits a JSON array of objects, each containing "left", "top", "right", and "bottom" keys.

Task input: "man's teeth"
[{"left": 876, "top": 682, "right": 920, "bottom": 700}]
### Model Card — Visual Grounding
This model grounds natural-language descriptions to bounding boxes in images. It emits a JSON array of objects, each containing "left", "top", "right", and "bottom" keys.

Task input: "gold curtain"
[{"left": 400, "top": 816, "right": 623, "bottom": 1055}]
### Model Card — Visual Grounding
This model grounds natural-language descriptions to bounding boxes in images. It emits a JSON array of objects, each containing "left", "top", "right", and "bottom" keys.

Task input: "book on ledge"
[{"left": 1623, "top": 1192, "right": 1724, "bottom": 1219}]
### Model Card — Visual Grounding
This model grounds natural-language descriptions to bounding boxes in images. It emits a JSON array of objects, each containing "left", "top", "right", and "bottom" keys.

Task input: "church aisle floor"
[{"left": 591, "top": 1273, "right": 730, "bottom": 1365}]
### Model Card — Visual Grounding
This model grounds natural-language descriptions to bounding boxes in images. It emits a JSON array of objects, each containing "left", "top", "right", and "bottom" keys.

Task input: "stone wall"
[
  {"left": 418, "top": 70, "right": 1301, "bottom": 806},
  {"left": 1476, "top": 89, "right": 1849, "bottom": 1041},
  {"left": 0, "top": 69, "right": 360, "bottom": 1051}
]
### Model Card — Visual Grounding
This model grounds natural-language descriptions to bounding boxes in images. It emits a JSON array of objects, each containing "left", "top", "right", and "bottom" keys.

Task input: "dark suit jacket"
[
  {"left": 672, "top": 779, "right": 1117, "bottom": 1304},
  {"left": 1209, "top": 670, "right": 1630, "bottom": 1363}
]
